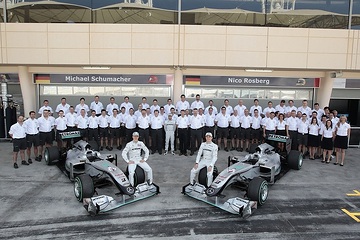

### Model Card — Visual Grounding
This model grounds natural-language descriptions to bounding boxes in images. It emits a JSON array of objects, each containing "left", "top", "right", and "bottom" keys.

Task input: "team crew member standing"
[
  {"left": 176, "top": 94, "right": 190, "bottom": 114},
  {"left": 189, "top": 108, "right": 204, "bottom": 156},
  {"left": 75, "top": 109, "right": 89, "bottom": 141},
  {"left": 251, "top": 109, "right": 262, "bottom": 144},
  {"left": 334, "top": 116, "right": 351, "bottom": 166},
  {"left": 124, "top": 108, "right": 137, "bottom": 143},
  {"left": 90, "top": 95, "right": 104, "bottom": 116},
  {"left": 229, "top": 110, "right": 241, "bottom": 151},
  {"left": 297, "top": 113, "right": 309, "bottom": 156},
  {"left": 55, "top": 110, "right": 67, "bottom": 148},
  {"left": 204, "top": 100, "right": 218, "bottom": 115},
  {"left": 9, "top": 115, "right": 29, "bottom": 168},
  {"left": 98, "top": 109, "right": 109, "bottom": 151},
  {"left": 164, "top": 114, "right": 176, "bottom": 155},
  {"left": 164, "top": 98, "right": 176, "bottom": 115},
  {"left": 150, "top": 110, "right": 164, "bottom": 155},
  {"left": 190, "top": 132, "right": 218, "bottom": 187},
  {"left": 176, "top": 110, "right": 189, "bottom": 156},
  {"left": 137, "top": 109, "right": 150, "bottom": 147},
  {"left": 240, "top": 109, "right": 252, "bottom": 152},
  {"left": 275, "top": 113, "right": 287, "bottom": 151},
  {"left": 108, "top": 109, "right": 121, "bottom": 151},
  {"left": 215, "top": 107, "right": 231, "bottom": 151},
  {"left": 321, "top": 120, "right": 335, "bottom": 163},
  {"left": 65, "top": 106, "right": 77, "bottom": 131},
  {"left": 249, "top": 99, "right": 262, "bottom": 116},
  {"left": 204, "top": 107, "right": 216, "bottom": 140},
  {"left": 222, "top": 99, "right": 234, "bottom": 115},
  {"left": 23, "top": 111, "right": 40, "bottom": 163},
  {"left": 263, "top": 112, "right": 276, "bottom": 138},
  {"left": 87, "top": 110, "right": 99, "bottom": 143},
  {"left": 75, "top": 98, "right": 90, "bottom": 116},
  {"left": 37, "top": 110, "right": 54, "bottom": 161},
  {"left": 190, "top": 94, "right": 204, "bottom": 110},
  {"left": 55, "top": 98, "right": 70, "bottom": 114},
  {"left": 120, "top": 96, "right": 134, "bottom": 114},
  {"left": 122, "top": 132, "right": 152, "bottom": 186},
  {"left": 106, "top": 97, "right": 119, "bottom": 116},
  {"left": 308, "top": 117, "right": 320, "bottom": 160},
  {"left": 286, "top": 110, "right": 299, "bottom": 150},
  {"left": 38, "top": 100, "right": 53, "bottom": 117}
]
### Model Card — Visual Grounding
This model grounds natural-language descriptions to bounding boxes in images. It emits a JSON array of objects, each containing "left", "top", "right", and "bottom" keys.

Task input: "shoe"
[
  {"left": 237, "top": 147, "right": 241, "bottom": 152},
  {"left": 326, "top": 159, "right": 330, "bottom": 164},
  {"left": 38, "top": 155, "right": 42, "bottom": 160},
  {"left": 109, "top": 147, "right": 113, "bottom": 151},
  {"left": 184, "top": 153, "right": 188, "bottom": 156},
  {"left": 28, "top": 158, "right": 33, "bottom": 164},
  {"left": 179, "top": 153, "right": 183, "bottom": 156},
  {"left": 21, "top": 160, "right": 29, "bottom": 165},
  {"left": 14, "top": 162, "right": 18, "bottom": 169},
  {"left": 340, "top": 163, "right": 344, "bottom": 166},
  {"left": 190, "top": 151, "right": 194, "bottom": 156},
  {"left": 230, "top": 147, "right": 235, "bottom": 151},
  {"left": 100, "top": 146, "right": 104, "bottom": 151},
  {"left": 321, "top": 160, "right": 325, "bottom": 163},
  {"left": 239, "top": 148, "right": 243, "bottom": 152},
  {"left": 105, "top": 146, "right": 110, "bottom": 150},
  {"left": 117, "top": 145, "right": 122, "bottom": 150},
  {"left": 159, "top": 151, "right": 162, "bottom": 155},
  {"left": 224, "top": 148, "right": 229, "bottom": 152},
  {"left": 151, "top": 151, "right": 156, "bottom": 154},
  {"left": 35, "top": 156, "right": 41, "bottom": 162},
  {"left": 171, "top": 151, "right": 175, "bottom": 155},
  {"left": 245, "top": 148, "right": 249, "bottom": 152},
  {"left": 164, "top": 151, "right": 168, "bottom": 155},
  {"left": 334, "top": 162, "right": 338, "bottom": 165}
]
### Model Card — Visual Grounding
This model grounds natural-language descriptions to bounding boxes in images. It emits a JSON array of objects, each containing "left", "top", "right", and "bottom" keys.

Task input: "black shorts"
[
  {"left": 78, "top": 128, "right": 88, "bottom": 138},
  {"left": 241, "top": 128, "right": 251, "bottom": 140},
  {"left": 308, "top": 134, "right": 320, "bottom": 147},
  {"left": 99, "top": 127, "right": 109, "bottom": 138},
  {"left": 276, "top": 130, "right": 286, "bottom": 136},
  {"left": 39, "top": 132, "right": 53, "bottom": 145},
  {"left": 119, "top": 126, "right": 126, "bottom": 137},
  {"left": 229, "top": 127, "right": 240, "bottom": 139},
  {"left": 251, "top": 128, "right": 261, "bottom": 140},
  {"left": 334, "top": 135, "right": 348, "bottom": 149},
  {"left": 297, "top": 133, "right": 308, "bottom": 146},
  {"left": 26, "top": 134, "right": 40, "bottom": 148},
  {"left": 56, "top": 129, "right": 67, "bottom": 141},
  {"left": 110, "top": 127, "right": 120, "bottom": 139},
  {"left": 66, "top": 126, "right": 77, "bottom": 132},
  {"left": 13, "top": 138, "right": 27, "bottom": 152},
  {"left": 217, "top": 127, "right": 229, "bottom": 139},
  {"left": 321, "top": 137, "right": 333, "bottom": 150}
]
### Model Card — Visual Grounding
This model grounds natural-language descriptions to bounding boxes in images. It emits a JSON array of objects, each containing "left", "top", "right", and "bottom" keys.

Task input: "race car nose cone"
[{"left": 206, "top": 187, "right": 216, "bottom": 196}]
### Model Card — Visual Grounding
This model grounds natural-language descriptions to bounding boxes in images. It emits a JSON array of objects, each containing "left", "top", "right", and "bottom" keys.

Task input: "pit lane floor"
[{"left": 0, "top": 141, "right": 359, "bottom": 240}]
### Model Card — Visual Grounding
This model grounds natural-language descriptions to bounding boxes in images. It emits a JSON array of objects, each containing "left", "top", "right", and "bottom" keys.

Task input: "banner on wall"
[
  {"left": 332, "top": 78, "right": 360, "bottom": 89},
  {"left": 34, "top": 74, "right": 174, "bottom": 85},
  {"left": 184, "top": 75, "right": 320, "bottom": 88}
]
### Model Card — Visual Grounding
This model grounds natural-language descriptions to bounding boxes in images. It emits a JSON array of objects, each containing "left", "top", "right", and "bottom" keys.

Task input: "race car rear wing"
[{"left": 60, "top": 131, "right": 82, "bottom": 140}]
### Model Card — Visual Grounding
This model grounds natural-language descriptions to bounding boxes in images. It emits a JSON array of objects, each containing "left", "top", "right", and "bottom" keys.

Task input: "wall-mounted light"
[
  {"left": 245, "top": 69, "right": 273, "bottom": 73},
  {"left": 82, "top": 66, "right": 111, "bottom": 70}
]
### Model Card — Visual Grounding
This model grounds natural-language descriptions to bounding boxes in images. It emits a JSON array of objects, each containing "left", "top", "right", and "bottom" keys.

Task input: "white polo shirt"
[
  {"left": 189, "top": 114, "right": 204, "bottom": 130},
  {"left": 205, "top": 113, "right": 216, "bottom": 127},
  {"left": 204, "top": 105, "right": 218, "bottom": 115},
  {"left": 23, "top": 118, "right": 39, "bottom": 135},
  {"left": 190, "top": 100, "right": 204, "bottom": 110},
  {"left": 286, "top": 117, "right": 299, "bottom": 131},
  {"left": 309, "top": 124, "right": 320, "bottom": 136},
  {"left": 297, "top": 106, "right": 312, "bottom": 117},
  {"left": 297, "top": 120, "right": 309, "bottom": 134},
  {"left": 251, "top": 116, "right": 262, "bottom": 129},
  {"left": 222, "top": 105, "right": 234, "bottom": 115},
  {"left": 275, "top": 104, "right": 286, "bottom": 114},
  {"left": 240, "top": 115, "right": 252, "bottom": 129},
  {"left": 124, "top": 114, "right": 137, "bottom": 129},
  {"left": 263, "top": 107, "right": 276, "bottom": 115},
  {"left": 336, "top": 122, "right": 350, "bottom": 136},
  {"left": 322, "top": 127, "right": 334, "bottom": 138},
  {"left": 90, "top": 101, "right": 104, "bottom": 115},
  {"left": 120, "top": 102, "right": 134, "bottom": 114},
  {"left": 9, "top": 122, "right": 26, "bottom": 139},
  {"left": 250, "top": 105, "right": 262, "bottom": 116},
  {"left": 229, "top": 115, "right": 240, "bottom": 128},
  {"left": 150, "top": 105, "right": 160, "bottom": 115},
  {"left": 176, "top": 116, "right": 189, "bottom": 129},
  {"left": 106, "top": 103, "right": 119, "bottom": 116},
  {"left": 108, "top": 115, "right": 121, "bottom": 128},
  {"left": 276, "top": 120, "right": 287, "bottom": 131},
  {"left": 38, "top": 106, "right": 53, "bottom": 115},
  {"left": 263, "top": 118, "right": 276, "bottom": 131},
  {"left": 55, "top": 103, "right": 70, "bottom": 114},
  {"left": 75, "top": 115, "right": 88, "bottom": 129},
  {"left": 38, "top": 116, "right": 54, "bottom": 132},
  {"left": 75, "top": 104, "right": 90, "bottom": 116},
  {"left": 98, "top": 115, "right": 109, "bottom": 128},
  {"left": 150, "top": 115, "right": 164, "bottom": 129},
  {"left": 234, "top": 105, "right": 247, "bottom": 117},
  {"left": 137, "top": 115, "right": 150, "bottom": 129},
  {"left": 215, "top": 113, "right": 231, "bottom": 128},
  {"left": 285, "top": 105, "right": 298, "bottom": 114},
  {"left": 88, "top": 116, "right": 99, "bottom": 129},
  {"left": 164, "top": 104, "right": 176, "bottom": 115},
  {"left": 55, "top": 117, "right": 67, "bottom": 131},
  {"left": 65, "top": 112, "right": 77, "bottom": 127},
  {"left": 176, "top": 100, "right": 190, "bottom": 113}
]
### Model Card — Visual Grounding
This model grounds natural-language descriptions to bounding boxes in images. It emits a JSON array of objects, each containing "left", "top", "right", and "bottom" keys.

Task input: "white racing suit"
[
  {"left": 190, "top": 141, "right": 218, "bottom": 187},
  {"left": 122, "top": 140, "right": 152, "bottom": 186},
  {"left": 164, "top": 119, "right": 176, "bottom": 152}
]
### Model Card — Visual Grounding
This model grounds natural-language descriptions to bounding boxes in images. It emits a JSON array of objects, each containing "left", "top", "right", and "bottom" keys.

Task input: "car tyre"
[
  {"left": 88, "top": 140, "right": 99, "bottom": 151},
  {"left": 74, "top": 174, "right": 94, "bottom": 202},
  {"left": 126, "top": 166, "right": 146, "bottom": 187},
  {"left": 287, "top": 150, "right": 303, "bottom": 170},
  {"left": 198, "top": 166, "right": 218, "bottom": 187},
  {"left": 247, "top": 177, "right": 268, "bottom": 206},
  {"left": 248, "top": 144, "right": 259, "bottom": 154},
  {"left": 44, "top": 146, "right": 59, "bottom": 165}
]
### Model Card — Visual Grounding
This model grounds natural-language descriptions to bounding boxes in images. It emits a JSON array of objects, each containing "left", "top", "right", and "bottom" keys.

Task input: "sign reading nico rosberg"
[{"left": 34, "top": 74, "right": 174, "bottom": 85}]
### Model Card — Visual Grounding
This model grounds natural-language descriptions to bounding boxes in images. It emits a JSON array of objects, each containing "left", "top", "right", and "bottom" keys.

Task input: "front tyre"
[
  {"left": 74, "top": 174, "right": 94, "bottom": 202},
  {"left": 247, "top": 177, "right": 268, "bottom": 206},
  {"left": 44, "top": 146, "right": 59, "bottom": 165},
  {"left": 198, "top": 166, "right": 218, "bottom": 187}
]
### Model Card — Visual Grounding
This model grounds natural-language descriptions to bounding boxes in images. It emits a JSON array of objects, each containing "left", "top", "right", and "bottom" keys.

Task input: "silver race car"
[
  {"left": 44, "top": 131, "right": 160, "bottom": 216},
  {"left": 182, "top": 134, "right": 303, "bottom": 218}
]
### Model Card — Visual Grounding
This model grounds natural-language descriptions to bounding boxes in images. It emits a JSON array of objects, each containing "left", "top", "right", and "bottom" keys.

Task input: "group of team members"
[{"left": 9, "top": 94, "right": 350, "bottom": 169}]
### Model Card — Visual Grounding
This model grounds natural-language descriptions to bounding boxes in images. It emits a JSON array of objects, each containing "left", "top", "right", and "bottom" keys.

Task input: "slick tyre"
[
  {"left": 44, "top": 146, "right": 59, "bottom": 165},
  {"left": 74, "top": 174, "right": 94, "bottom": 202},
  {"left": 198, "top": 166, "right": 218, "bottom": 187},
  {"left": 287, "top": 150, "right": 303, "bottom": 170},
  {"left": 247, "top": 177, "right": 268, "bottom": 206},
  {"left": 126, "top": 166, "right": 146, "bottom": 187}
]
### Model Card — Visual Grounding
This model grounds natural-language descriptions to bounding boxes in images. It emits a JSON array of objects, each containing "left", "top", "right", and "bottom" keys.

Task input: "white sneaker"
[
  {"left": 171, "top": 151, "right": 175, "bottom": 155},
  {"left": 164, "top": 151, "right": 168, "bottom": 155}
]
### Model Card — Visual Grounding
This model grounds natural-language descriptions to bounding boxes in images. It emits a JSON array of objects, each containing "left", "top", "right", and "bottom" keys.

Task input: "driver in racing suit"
[
  {"left": 122, "top": 131, "right": 152, "bottom": 186},
  {"left": 190, "top": 132, "right": 218, "bottom": 187}
]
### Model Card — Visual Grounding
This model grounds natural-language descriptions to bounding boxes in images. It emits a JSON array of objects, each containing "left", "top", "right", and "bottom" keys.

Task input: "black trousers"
[
  {"left": 288, "top": 130, "right": 298, "bottom": 150},
  {"left": 191, "top": 128, "right": 203, "bottom": 152},
  {"left": 178, "top": 128, "right": 188, "bottom": 154},
  {"left": 151, "top": 128, "right": 163, "bottom": 153},
  {"left": 88, "top": 128, "right": 99, "bottom": 142},
  {"left": 125, "top": 128, "right": 136, "bottom": 143},
  {"left": 138, "top": 128, "right": 150, "bottom": 147}
]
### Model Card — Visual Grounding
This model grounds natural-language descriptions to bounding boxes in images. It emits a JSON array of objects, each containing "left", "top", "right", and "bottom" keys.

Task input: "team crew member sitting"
[
  {"left": 122, "top": 132, "right": 152, "bottom": 186},
  {"left": 23, "top": 111, "right": 40, "bottom": 163},
  {"left": 9, "top": 115, "right": 30, "bottom": 168},
  {"left": 190, "top": 132, "right": 218, "bottom": 187}
]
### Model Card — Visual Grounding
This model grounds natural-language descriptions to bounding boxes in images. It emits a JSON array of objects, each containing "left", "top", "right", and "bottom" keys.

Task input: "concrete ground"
[{"left": 0, "top": 141, "right": 359, "bottom": 240}]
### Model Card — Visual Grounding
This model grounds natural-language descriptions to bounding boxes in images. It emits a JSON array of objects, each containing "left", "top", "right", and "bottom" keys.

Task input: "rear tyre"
[
  {"left": 287, "top": 150, "right": 303, "bottom": 170},
  {"left": 74, "top": 174, "right": 94, "bottom": 202},
  {"left": 126, "top": 166, "right": 146, "bottom": 187},
  {"left": 88, "top": 140, "right": 99, "bottom": 151},
  {"left": 247, "top": 177, "right": 268, "bottom": 206},
  {"left": 198, "top": 166, "right": 218, "bottom": 187},
  {"left": 44, "top": 146, "right": 59, "bottom": 165},
  {"left": 248, "top": 144, "right": 259, "bottom": 154}
]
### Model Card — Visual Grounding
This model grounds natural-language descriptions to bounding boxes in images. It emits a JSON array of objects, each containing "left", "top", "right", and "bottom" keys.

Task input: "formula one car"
[
  {"left": 182, "top": 134, "right": 302, "bottom": 218},
  {"left": 44, "top": 131, "right": 160, "bottom": 216}
]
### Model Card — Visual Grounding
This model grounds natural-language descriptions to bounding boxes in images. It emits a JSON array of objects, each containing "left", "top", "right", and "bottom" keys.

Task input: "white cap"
[
  {"left": 205, "top": 132, "right": 213, "bottom": 137},
  {"left": 132, "top": 132, "right": 139, "bottom": 137}
]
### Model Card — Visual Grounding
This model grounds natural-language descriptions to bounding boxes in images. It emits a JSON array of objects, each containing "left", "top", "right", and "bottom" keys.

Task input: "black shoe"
[
  {"left": 117, "top": 145, "right": 122, "bottom": 150},
  {"left": 245, "top": 148, "right": 249, "bottom": 152},
  {"left": 14, "top": 162, "right": 18, "bottom": 169},
  {"left": 159, "top": 152, "right": 162, "bottom": 155},
  {"left": 109, "top": 147, "right": 113, "bottom": 151},
  {"left": 224, "top": 148, "right": 229, "bottom": 152},
  {"left": 100, "top": 146, "right": 104, "bottom": 151},
  {"left": 35, "top": 156, "right": 41, "bottom": 162},
  {"left": 21, "top": 160, "right": 29, "bottom": 166},
  {"left": 38, "top": 155, "right": 42, "bottom": 160},
  {"left": 151, "top": 151, "right": 156, "bottom": 154},
  {"left": 179, "top": 153, "right": 183, "bottom": 156},
  {"left": 106, "top": 146, "right": 111, "bottom": 150},
  {"left": 237, "top": 147, "right": 241, "bottom": 152},
  {"left": 28, "top": 158, "right": 33, "bottom": 164},
  {"left": 190, "top": 151, "right": 194, "bottom": 156},
  {"left": 239, "top": 148, "right": 243, "bottom": 152},
  {"left": 184, "top": 153, "right": 188, "bottom": 156},
  {"left": 230, "top": 147, "right": 235, "bottom": 151}
]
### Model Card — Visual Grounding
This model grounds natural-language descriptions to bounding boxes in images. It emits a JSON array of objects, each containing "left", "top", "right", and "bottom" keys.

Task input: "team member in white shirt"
[
  {"left": 240, "top": 109, "right": 252, "bottom": 152},
  {"left": 229, "top": 110, "right": 241, "bottom": 151},
  {"left": 137, "top": 109, "right": 151, "bottom": 148},
  {"left": 297, "top": 100, "right": 312, "bottom": 118},
  {"left": 106, "top": 97, "right": 119, "bottom": 116},
  {"left": 204, "top": 107, "right": 216, "bottom": 140},
  {"left": 234, "top": 99, "right": 247, "bottom": 118},
  {"left": 189, "top": 108, "right": 204, "bottom": 156},
  {"left": 75, "top": 109, "right": 89, "bottom": 141},
  {"left": 55, "top": 110, "right": 68, "bottom": 148},
  {"left": 108, "top": 108, "right": 122, "bottom": 151},
  {"left": 38, "top": 110, "right": 55, "bottom": 160},
  {"left": 87, "top": 110, "right": 99, "bottom": 144},
  {"left": 249, "top": 99, "right": 262, "bottom": 116},
  {"left": 55, "top": 97, "right": 70, "bottom": 114},
  {"left": 118, "top": 107, "right": 127, "bottom": 149},
  {"left": 204, "top": 100, "right": 218, "bottom": 115},
  {"left": 176, "top": 109, "right": 190, "bottom": 156},
  {"left": 124, "top": 108, "right": 137, "bottom": 143},
  {"left": 98, "top": 109, "right": 109, "bottom": 151},
  {"left": 215, "top": 107, "right": 231, "bottom": 151},
  {"left": 141, "top": 97, "right": 150, "bottom": 110},
  {"left": 312, "top": 103, "right": 324, "bottom": 121},
  {"left": 176, "top": 94, "right": 190, "bottom": 114},
  {"left": 251, "top": 109, "right": 262, "bottom": 144},
  {"left": 308, "top": 117, "right": 320, "bottom": 160},
  {"left": 321, "top": 119, "right": 335, "bottom": 163},
  {"left": 334, "top": 116, "right": 351, "bottom": 166},
  {"left": 134, "top": 103, "right": 143, "bottom": 119},
  {"left": 150, "top": 99, "right": 161, "bottom": 115},
  {"left": 9, "top": 115, "right": 29, "bottom": 168},
  {"left": 297, "top": 113, "right": 309, "bottom": 155},
  {"left": 90, "top": 95, "right": 104, "bottom": 116},
  {"left": 38, "top": 100, "right": 54, "bottom": 117},
  {"left": 150, "top": 110, "right": 164, "bottom": 155},
  {"left": 65, "top": 106, "right": 77, "bottom": 132},
  {"left": 285, "top": 100, "right": 298, "bottom": 117},
  {"left": 286, "top": 110, "right": 299, "bottom": 150},
  {"left": 120, "top": 96, "right": 134, "bottom": 114},
  {"left": 275, "top": 100, "right": 286, "bottom": 114},
  {"left": 222, "top": 99, "right": 233, "bottom": 116},
  {"left": 190, "top": 94, "right": 204, "bottom": 111},
  {"left": 75, "top": 98, "right": 90, "bottom": 116},
  {"left": 23, "top": 110, "right": 40, "bottom": 163},
  {"left": 263, "top": 111, "right": 276, "bottom": 138},
  {"left": 263, "top": 101, "right": 276, "bottom": 115},
  {"left": 275, "top": 113, "right": 287, "bottom": 151},
  {"left": 164, "top": 98, "right": 176, "bottom": 115}
]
